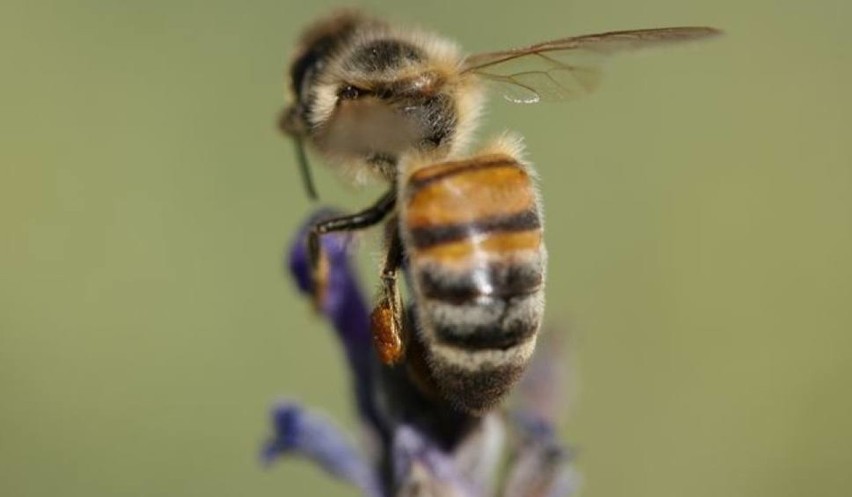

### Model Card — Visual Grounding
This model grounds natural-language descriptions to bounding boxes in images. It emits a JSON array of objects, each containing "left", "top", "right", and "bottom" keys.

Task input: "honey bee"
[{"left": 279, "top": 10, "right": 719, "bottom": 413}]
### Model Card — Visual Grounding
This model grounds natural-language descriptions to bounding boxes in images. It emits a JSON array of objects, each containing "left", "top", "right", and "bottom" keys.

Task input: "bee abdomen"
[{"left": 401, "top": 153, "right": 546, "bottom": 412}]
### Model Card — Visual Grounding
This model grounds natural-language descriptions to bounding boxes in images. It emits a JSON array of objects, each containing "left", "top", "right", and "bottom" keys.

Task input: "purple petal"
[
  {"left": 452, "top": 413, "right": 506, "bottom": 496},
  {"left": 500, "top": 418, "right": 578, "bottom": 497},
  {"left": 286, "top": 209, "right": 388, "bottom": 436},
  {"left": 503, "top": 330, "right": 579, "bottom": 497},
  {"left": 261, "top": 401, "right": 382, "bottom": 497},
  {"left": 287, "top": 208, "right": 372, "bottom": 346},
  {"left": 500, "top": 440, "right": 579, "bottom": 497},
  {"left": 393, "top": 425, "right": 479, "bottom": 497}
]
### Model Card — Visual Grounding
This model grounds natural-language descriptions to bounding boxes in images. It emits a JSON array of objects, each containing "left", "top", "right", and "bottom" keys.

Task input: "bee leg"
[
  {"left": 371, "top": 226, "right": 405, "bottom": 365},
  {"left": 308, "top": 189, "right": 397, "bottom": 306}
]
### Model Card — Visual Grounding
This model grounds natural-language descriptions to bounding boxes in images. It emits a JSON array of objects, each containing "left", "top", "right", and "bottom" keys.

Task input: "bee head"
[{"left": 308, "top": 38, "right": 459, "bottom": 169}]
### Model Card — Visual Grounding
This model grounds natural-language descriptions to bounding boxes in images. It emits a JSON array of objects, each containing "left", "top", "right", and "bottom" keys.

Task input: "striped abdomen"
[{"left": 400, "top": 153, "right": 546, "bottom": 413}]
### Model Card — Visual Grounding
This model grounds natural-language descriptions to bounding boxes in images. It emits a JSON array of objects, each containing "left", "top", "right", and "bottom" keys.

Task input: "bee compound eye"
[{"left": 338, "top": 85, "right": 362, "bottom": 100}]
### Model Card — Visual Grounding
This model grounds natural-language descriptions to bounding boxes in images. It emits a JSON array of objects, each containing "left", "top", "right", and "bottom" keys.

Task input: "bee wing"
[{"left": 461, "top": 27, "right": 721, "bottom": 103}]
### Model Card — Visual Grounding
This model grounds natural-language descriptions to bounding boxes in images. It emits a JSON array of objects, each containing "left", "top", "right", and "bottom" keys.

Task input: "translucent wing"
[{"left": 461, "top": 27, "right": 721, "bottom": 103}]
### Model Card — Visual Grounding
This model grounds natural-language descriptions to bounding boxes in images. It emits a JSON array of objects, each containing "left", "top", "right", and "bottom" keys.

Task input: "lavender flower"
[{"left": 262, "top": 208, "right": 578, "bottom": 497}]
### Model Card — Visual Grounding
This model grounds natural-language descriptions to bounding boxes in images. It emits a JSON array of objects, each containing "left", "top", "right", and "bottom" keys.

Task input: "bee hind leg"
[{"left": 371, "top": 225, "right": 405, "bottom": 365}]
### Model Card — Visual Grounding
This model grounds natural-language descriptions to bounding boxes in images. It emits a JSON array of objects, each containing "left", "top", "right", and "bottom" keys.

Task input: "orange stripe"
[
  {"left": 406, "top": 164, "right": 535, "bottom": 228},
  {"left": 415, "top": 229, "right": 542, "bottom": 263}
]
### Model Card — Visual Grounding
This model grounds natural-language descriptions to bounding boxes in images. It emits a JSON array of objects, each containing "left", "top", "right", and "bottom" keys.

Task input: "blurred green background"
[{"left": 1, "top": 0, "right": 850, "bottom": 496}]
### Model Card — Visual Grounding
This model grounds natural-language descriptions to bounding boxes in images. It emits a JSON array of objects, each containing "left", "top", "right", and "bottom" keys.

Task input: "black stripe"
[
  {"left": 407, "top": 158, "right": 515, "bottom": 196},
  {"left": 435, "top": 312, "right": 540, "bottom": 351},
  {"left": 409, "top": 210, "right": 540, "bottom": 249},
  {"left": 432, "top": 360, "right": 526, "bottom": 414},
  {"left": 427, "top": 293, "right": 542, "bottom": 351},
  {"left": 416, "top": 260, "right": 543, "bottom": 304}
]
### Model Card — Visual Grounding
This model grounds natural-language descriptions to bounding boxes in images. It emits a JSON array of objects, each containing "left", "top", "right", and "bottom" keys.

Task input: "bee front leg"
[
  {"left": 307, "top": 190, "right": 397, "bottom": 307},
  {"left": 371, "top": 225, "right": 405, "bottom": 365}
]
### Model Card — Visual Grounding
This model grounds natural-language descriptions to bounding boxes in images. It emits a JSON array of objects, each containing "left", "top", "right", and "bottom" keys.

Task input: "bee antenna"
[{"left": 294, "top": 137, "right": 319, "bottom": 201}]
